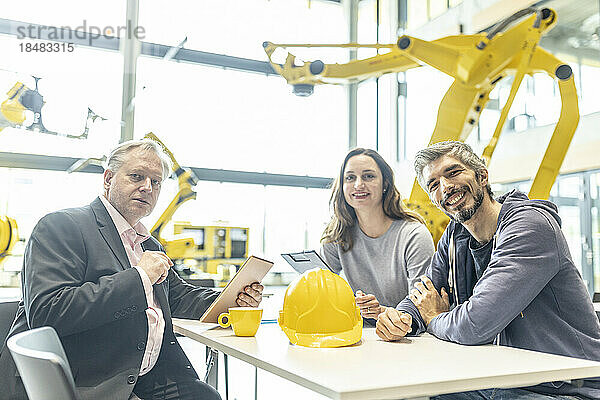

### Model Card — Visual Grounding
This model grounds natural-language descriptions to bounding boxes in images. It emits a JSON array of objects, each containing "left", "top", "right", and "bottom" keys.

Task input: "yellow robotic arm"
[
  {"left": 0, "top": 83, "right": 28, "bottom": 131},
  {"left": 0, "top": 78, "right": 106, "bottom": 139},
  {"left": 0, "top": 82, "right": 22, "bottom": 263},
  {"left": 0, "top": 216, "right": 18, "bottom": 267},
  {"left": 264, "top": 7, "right": 579, "bottom": 243},
  {"left": 144, "top": 132, "right": 198, "bottom": 250},
  {"left": 144, "top": 134, "right": 250, "bottom": 278}
]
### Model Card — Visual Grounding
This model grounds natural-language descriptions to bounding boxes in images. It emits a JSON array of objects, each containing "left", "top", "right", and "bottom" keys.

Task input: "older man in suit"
[{"left": 0, "top": 139, "right": 263, "bottom": 400}]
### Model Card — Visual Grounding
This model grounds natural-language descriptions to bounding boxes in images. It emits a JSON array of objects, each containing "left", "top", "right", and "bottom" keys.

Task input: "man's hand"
[
  {"left": 409, "top": 276, "right": 449, "bottom": 326},
  {"left": 376, "top": 307, "right": 412, "bottom": 341},
  {"left": 355, "top": 290, "right": 383, "bottom": 319},
  {"left": 236, "top": 282, "right": 264, "bottom": 307},
  {"left": 138, "top": 251, "right": 173, "bottom": 285}
]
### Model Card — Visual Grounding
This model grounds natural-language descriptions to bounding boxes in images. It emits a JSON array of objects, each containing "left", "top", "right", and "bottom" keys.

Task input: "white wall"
[
  {"left": 488, "top": 112, "right": 600, "bottom": 183},
  {"left": 408, "top": 0, "right": 540, "bottom": 38}
]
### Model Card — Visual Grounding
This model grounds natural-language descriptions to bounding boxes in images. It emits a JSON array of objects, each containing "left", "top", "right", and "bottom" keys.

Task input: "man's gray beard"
[{"left": 443, "top": 186, "right": 485, "bottom": 223}]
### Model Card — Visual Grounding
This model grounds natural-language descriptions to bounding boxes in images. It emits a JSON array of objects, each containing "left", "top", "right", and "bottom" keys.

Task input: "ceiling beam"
[
  {"left": 0, "top": 18, "right": 276, "bottom": 75},
  {"left": 0, "top": 152, "right": 333, "bottom": 188}
]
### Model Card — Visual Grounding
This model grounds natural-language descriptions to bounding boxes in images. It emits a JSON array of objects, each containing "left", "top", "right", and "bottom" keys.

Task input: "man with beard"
[{"left": 376, "top": 141, "right": 600, "bottom": 399}]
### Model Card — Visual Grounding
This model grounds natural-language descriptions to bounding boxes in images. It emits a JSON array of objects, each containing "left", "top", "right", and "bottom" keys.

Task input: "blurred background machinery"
[
  {"left": 0, "top": 216, "right": 18, "bottom": 268},
  {"left": 165, "top": 223, "right": 248, "bottom": 279},
  {"left": 0, "top": 77, "right": 106, "bottom": 139},
  {"left": 145, "top": 133, "right": 249, "bottom": 284}
]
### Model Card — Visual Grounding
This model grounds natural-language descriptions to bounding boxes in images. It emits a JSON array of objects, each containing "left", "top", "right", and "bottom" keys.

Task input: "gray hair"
[
  {"left": 106, "top": 139, "right": 172, "bottom": 181},
  {"left": 414, "top": 141, "right": 493, "bottom": 198}
]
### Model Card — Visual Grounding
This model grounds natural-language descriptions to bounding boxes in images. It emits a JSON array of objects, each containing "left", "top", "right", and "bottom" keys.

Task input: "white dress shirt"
[{"left": 100, "top": 196, "right": 165, "bottom": 376}]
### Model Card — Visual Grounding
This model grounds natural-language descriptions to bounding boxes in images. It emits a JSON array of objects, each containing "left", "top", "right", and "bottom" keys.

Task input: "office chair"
[
  {"left": 7, "top": 326, "right": 79, "bottom": 400},
  {"left": 0, "top": 300, "right": 18, "bottom": 346}
]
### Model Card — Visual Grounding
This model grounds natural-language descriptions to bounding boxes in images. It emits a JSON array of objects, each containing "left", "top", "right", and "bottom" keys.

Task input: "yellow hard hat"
[{"left": 278, "top": 268, "right": 362, "bottom": 348}]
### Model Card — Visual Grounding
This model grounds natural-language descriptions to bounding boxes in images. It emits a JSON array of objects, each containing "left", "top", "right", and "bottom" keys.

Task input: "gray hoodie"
[{"left": 397, "top": 190, "right": 600, "bottom": 397}]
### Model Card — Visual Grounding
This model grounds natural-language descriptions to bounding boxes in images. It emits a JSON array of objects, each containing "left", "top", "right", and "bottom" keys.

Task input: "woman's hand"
[{"left": 355, "top": 290, "right": 383, "bottom": 319}]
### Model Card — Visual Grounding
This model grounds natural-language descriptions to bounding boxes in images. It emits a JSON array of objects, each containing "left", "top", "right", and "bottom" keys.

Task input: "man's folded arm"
[
  {"left": 427, "top": 210, "right": 560, "bottom": 345},
  {"left": 396, "top": 223, "right": 453, "bottom": 336}
]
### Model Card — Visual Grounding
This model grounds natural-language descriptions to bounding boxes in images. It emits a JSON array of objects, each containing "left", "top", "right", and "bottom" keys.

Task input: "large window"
[
  {"left": 356, "top": 0, "right": 398, "bottom": 160},
  {"left": 406, "top": 0, "right": 465, "bottom": 29},
  {"left": 580, "top": 64, "right": 600, "bottom": 115},
  {"left": 0, "top": 167, "right": 103, "bottom": 285},
  {"left": 4, "top": 0, "right": 125, "bottom": 27},
  {"left": 0, "top": 0, "right": 349, "bottom": 286},
  {"left": 0, "top": 35, "right": 124, "bottom": 158},
  {"left": 357, "top": 79, "right": 377, "bottom": 149},
  {"left": 134, "top": 60, "right": 347, "bottom": 176},
  {"left": 133, "top": 0, "right": 348, "bottom": 276},
  {"left": 403, "top": 67, "right": 452, "bottom": 159},
  {"left": 591, "top": 172, "right": 600, "bottom": 293},
  {"left": 138, "top": 0, "right": 346, "bottom": 60},
  {"left": 495, "top": 170, "right": 600, "bottom": 296},
  {"left": 407, "top": 0, "right": 428, "bottom": 29}
]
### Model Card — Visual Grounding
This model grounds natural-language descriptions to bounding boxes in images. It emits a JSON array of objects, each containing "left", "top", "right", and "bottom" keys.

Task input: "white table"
[{"left": 173, "top": 319, "right": 600, "bottom": 400}]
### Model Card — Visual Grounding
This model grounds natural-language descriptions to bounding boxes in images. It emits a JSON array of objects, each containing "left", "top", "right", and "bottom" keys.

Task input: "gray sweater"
[
  {"left": 322, "top": 219, "right": 434, "bottom": 308},
  {"left": 397, "top": 190, "right": 600, "bottom": 397}
]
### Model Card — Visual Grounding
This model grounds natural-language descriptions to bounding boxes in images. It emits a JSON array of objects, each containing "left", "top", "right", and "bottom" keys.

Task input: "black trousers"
[{"left": 133, "top": 349, "right": 221, "bottom": 400}]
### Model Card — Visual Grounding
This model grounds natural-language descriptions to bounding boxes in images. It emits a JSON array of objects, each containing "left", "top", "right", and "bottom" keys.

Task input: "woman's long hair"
[{"left": 321, "top": 148, "right": 424, "bottom": 252}]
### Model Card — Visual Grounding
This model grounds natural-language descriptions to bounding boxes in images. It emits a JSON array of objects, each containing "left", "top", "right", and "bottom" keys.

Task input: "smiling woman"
[{"left": 320, "top": 148, "right": 435, "bottom": 323}]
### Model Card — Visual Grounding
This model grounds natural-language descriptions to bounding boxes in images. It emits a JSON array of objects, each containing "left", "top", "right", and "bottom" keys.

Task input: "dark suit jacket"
[{"left": 0, "top": 197, "right": 219, "bottom": 400}]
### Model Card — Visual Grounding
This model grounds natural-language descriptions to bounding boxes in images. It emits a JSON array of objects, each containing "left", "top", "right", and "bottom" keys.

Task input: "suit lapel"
[
  {"left": 155, "top": 284, "right": 172, "bottom": 329},
  {"left": 91, "top": 197, "right": 130, "bottom": 271}
]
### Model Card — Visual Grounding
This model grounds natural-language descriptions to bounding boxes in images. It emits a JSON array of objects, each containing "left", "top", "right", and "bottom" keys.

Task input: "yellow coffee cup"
[{"left": 218, "top": 307, "right": 263, "bottom": 337}]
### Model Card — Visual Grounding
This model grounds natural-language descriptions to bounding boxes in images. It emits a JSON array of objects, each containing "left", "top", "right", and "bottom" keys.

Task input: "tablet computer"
[
  {"left": 199, "top": 255, "right": 273, "bottom": 323},
  {"left": 281, "top": 250, "right": 334, "bottom": 274}
]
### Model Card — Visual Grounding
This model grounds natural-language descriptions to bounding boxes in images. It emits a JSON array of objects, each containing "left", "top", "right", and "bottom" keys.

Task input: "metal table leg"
[
  {"left": 254, "top": 366, "right": 258, "bottom": 400},
  {"left": 224, "top": 353, "right": 229, "bottom": 400},
  {"left": 204, "top": 347, "right": 219, "bottom": 389}
]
